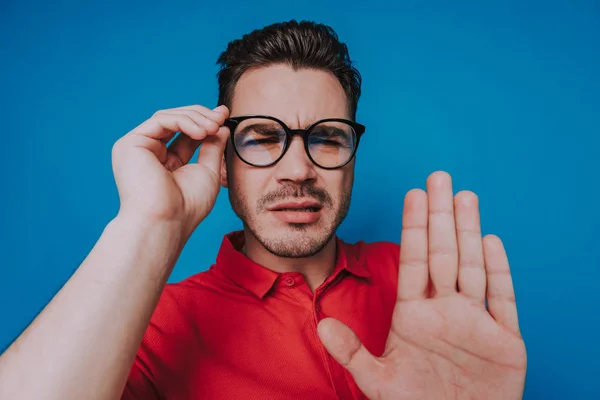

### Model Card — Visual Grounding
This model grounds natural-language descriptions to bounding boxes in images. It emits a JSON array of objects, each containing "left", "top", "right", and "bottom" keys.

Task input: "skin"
[
  {"left": 0, "top": 62, "right": 526, "bottom": 400},
  {"left": 318, "top": 178, "right": 528, "bottom": 399}
]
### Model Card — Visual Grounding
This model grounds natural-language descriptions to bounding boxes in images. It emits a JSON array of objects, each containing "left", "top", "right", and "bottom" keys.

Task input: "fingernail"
[{"left": 214, "top": 105, "right": 227, "bottom": 114}]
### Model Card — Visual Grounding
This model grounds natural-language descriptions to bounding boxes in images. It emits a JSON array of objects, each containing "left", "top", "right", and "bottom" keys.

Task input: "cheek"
[
  {"left": 343, "top": 170, "right": 355, "bottom": 188},
  {"left": 232, "top": 166, "right": 271, "bottom": 204},
  {"left": 323, "top": 171, "right": 353, "bottom": 205}
]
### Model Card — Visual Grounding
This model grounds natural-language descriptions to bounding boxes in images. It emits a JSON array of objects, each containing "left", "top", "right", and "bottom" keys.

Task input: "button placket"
[
  {"left": 313, "top": 293, "right": 324, "bottom": 321},
  {"left": 284, "top": 276, "right": 295, "bottom": 287}
]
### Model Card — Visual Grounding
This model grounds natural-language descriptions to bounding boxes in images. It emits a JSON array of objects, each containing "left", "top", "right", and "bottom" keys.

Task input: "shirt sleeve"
[
  {"left": 120, "top": 357, "right": 160, "bottom": 400},
  {"left": 120, "top": 284, "right": 185, "bottom": 400}
]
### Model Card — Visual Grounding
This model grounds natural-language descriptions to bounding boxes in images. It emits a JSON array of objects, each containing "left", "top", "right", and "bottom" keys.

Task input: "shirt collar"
[{"left": 215, "top": 230, "right": 371, "bottom": 299}]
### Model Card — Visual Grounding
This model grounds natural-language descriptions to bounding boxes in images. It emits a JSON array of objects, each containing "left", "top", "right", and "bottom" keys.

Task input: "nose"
[{"left": 274, "top": 135, "right": 317, "bottom": 184}]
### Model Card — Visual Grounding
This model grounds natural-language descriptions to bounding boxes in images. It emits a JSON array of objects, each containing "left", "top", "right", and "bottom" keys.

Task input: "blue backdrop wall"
[{"left": 1, "top": 0, "right": 598, "bottom": 398}]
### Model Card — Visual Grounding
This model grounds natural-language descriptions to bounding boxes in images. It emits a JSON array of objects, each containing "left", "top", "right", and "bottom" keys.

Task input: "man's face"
[{"left": 221, "top": 64, "right": 355, "bottom": 258}]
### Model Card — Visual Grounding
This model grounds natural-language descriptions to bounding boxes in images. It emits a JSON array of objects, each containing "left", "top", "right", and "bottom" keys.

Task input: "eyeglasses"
[{"left": 223, "top": 115, "right": 366, "bottom": 169}]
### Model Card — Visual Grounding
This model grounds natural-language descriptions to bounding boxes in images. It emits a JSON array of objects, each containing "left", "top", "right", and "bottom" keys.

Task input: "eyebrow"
[
  {"left": 310, "top": 126, "right": 349, "bottom": 137},
  {"left": 237, "top": 123, "right": 284, "bottom": 135}
]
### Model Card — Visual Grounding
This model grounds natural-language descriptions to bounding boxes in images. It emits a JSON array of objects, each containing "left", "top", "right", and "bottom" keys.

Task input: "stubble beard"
[{"left": 228, "top": 183, "right": 352, "bottom": 258}]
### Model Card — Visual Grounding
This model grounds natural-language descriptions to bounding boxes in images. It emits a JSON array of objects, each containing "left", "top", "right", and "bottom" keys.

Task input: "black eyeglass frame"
[{"left": 223, "top": 115, "right": 366, "bottom": 170}]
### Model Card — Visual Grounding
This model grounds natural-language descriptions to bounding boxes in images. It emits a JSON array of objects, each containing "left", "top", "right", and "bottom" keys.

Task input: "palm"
[
  {"left": 128, "top": 147, "right": 186, "bottom": 215},
  {"left": 318, "top": 171, "right": 527, "bottom": 400},
  {"left": 382, "top": 295, "right": 526, "bottom": 399},
  {"left": 149, "top": 147, "right": 220, "bottom": 221},
  {"left": 117, "top": 145, "right": 219, "bottom": 227}
]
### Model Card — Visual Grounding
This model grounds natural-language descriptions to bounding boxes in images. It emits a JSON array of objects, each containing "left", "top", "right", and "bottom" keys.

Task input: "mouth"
[
  {"left": 267, "top": 200, "right": 323, "bottom": 224},
  {"left": 268, "top": 200, "right": 323, "bottom": 212}
]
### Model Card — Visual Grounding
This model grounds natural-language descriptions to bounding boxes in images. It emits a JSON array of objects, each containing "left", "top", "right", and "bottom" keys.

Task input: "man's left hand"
[{"left": 317, "top": 171, "right": 527, "bottom": 399}]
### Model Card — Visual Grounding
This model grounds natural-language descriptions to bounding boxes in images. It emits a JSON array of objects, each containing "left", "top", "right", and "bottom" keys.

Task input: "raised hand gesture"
[{"left": 318, "top": 171, "right": 527, "bottom": 399}]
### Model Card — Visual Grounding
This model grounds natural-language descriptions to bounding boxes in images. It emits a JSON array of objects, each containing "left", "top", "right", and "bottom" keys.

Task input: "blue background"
[{"left": 1, "top": 0, "right": 598, "bottom": 398}]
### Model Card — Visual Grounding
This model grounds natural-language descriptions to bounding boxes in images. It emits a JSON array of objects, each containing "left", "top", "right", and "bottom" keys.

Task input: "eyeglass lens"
[{"left": 232, "top": 118, "right": 357, "bottom": 168}]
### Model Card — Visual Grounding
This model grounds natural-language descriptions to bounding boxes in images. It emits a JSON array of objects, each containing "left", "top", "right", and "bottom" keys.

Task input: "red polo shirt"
[{"left": 122, "top": 230, "right": 400, "bottom": 399}]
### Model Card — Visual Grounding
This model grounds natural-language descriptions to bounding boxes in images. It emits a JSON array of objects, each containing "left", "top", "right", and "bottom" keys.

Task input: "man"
[{"left": 0, "top": 20, "right": 527, "bottom": 399}]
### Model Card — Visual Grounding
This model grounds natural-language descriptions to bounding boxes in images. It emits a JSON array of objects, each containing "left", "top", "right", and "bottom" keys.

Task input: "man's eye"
[
  {"left": 312, "top": 137, "right": 342, "bottom": 145},
  {"left": 243, "top": 137, "right": 281, "bottom": 146},
  {"left": 310, "top": 133, "right": 348, "bottom": 146}
]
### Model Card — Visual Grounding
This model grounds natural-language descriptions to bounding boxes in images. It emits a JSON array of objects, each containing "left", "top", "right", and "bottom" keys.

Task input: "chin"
[{"left": 252, "top": 221, "right": 335, "bottom": 258}]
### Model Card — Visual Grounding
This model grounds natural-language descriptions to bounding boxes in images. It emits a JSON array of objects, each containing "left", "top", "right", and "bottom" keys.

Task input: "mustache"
[{"left": 257, "top": 184, "right": 334, "bottom": 211}]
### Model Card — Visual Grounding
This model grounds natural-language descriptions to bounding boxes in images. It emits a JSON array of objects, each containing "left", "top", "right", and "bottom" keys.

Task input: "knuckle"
[
  {"left": 429, "top": 208, "right": 454, "bottom": 217},
  {"left": 184, "top": 117, "right": 206, "bottom": 136},
  {"left": 111, "top": 137, "right": 126, "bottom": 155},
  {"left": 402, "top": 224, "right": 427, "bottom": 231},
  {"left": 183, "top": 105, "right": 209, "bottom": 117},
  {"left": 457, "top": 228, "right": 482, "bottom": 240},
  {"left": 191, "top": 104, "right": 208, "bottom": 112},
  {"left": 191, "top": 111, "right": 219, "bottom": 128},
  {"left": 183, "top": 114, "right": 201, "bottom": 126},
  {"left": 401, "top": 258, "right": 426, "bottom": 268},
  {"left": 429, "top": 247, "right": 457, "bottom": 257},
  {"left": 111, "top": 139, "right": 130, "bottom": 163},
  {"left": 460, "top": 258, "right": 483, "bottom": 269},
  {"left": 487, "top": 293, "right": 516, "bottom": 302},
  {"left": 205, "top": 119, "right": 220, "bottom": 131}
]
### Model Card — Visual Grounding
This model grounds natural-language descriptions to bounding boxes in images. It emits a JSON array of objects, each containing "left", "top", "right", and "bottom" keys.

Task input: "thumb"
[
  {"left": 170, "top": 126, "right": 229, "bottom": 227},
  {"left": 196, "top": 125, "right": 229, "bottom": 177},
  {"left": 317, "top": 318, "right": 382, "bottom": 396}
]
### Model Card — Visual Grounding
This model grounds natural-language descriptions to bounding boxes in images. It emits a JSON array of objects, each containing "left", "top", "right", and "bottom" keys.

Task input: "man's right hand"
[
  {"left": 0, "top": 104, "right": 231, "bottom": 400},
  {"left": 111, "top": 104, "right": 230, "bottom": 236}
]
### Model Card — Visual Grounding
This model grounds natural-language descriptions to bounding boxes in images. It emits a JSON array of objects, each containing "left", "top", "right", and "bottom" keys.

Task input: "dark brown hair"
[{"left": 216, "top": 20, "right": 362, "bottom": 120}]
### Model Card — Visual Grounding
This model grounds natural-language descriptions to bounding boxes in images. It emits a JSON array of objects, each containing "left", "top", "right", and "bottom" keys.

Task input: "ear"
[{"left": 220, "top": 150, "right": 228, "bottom": 188}]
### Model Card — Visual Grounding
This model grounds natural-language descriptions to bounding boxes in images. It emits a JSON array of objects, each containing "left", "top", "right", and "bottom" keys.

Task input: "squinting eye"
[
  {"left": 243, "top": 138, "right": 280, "bottom": 146},
  {"left": 311, "top": 137, "right": 343, "bottom": 146}
]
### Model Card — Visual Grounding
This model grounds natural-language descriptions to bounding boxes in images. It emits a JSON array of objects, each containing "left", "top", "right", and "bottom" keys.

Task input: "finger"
[
  {"left": 427, "top": 171, "right": 459, "bottom": 297},
  {"left": 196, "top": 126, "right": 230, "bottom": 178},
  {"left": 159, "top": 104, "right": 229, "bottom": 122},
  {"left": 129, "top": 112, "right": 208, "bottom": 141},
  {"left": 165, "top": 134, "right": 202, "bottom": 168},
  {"left": 163, "top": 107, "right": 229, "bottom": 170},
  {"left": 455, "top": 191, "right": 486, "bottom": 303},
  {"left": 177, "top": 104, "right": 229, "bottom": 122},
  {"left": 159, "top": 131, "right": 178, "bottom": 145},
  {"left": 317, "top": 318, "right": 382, "bottom": 398},
  {"left": 483, "top": 234, "right": 521, "bottom": 335},
  {"left": 164, "top": 109, "right": 224, "bottom": 135},
  {"left": 397, "top": 188, "right": 429, "bottom": 300},
  {"left": 158, "top": 105, "right": 228, "bottom": 145},
  {"left": 162, "top": 107, "right": 226, "bottom": 168}
]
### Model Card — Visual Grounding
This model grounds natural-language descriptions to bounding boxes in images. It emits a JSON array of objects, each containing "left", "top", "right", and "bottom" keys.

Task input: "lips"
[
  {"left": 267, "top": 200, "right": 323, "bottom": 224},
  {"left": 268, "top": 200, "right": 323, "bottom": 212}
]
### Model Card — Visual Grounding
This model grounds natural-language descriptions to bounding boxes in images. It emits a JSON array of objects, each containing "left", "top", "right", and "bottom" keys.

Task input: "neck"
[{"left": 241, "top": 229, "right": 337, "bottom": 292}]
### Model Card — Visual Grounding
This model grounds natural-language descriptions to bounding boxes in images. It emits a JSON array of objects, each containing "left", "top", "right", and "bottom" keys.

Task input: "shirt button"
[{"left": 284, "top": 277, "right": 295, "bottom": 287}]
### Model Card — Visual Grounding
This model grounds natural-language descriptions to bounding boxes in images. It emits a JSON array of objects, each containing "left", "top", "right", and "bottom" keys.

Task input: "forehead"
[{"left": 230, "top": 64, "right": 350, "bottom": 126}]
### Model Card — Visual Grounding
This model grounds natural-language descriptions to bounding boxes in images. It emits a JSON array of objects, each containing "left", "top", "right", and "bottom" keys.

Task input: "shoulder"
[
  {"left": 132, "top": 268, "right": 233, "bottom": 379},
  {"left": 126, "top": 269, "right": 222, "bottom": 395},
  {"left": 138, "top": 267, "right": 235, "bottom": 349},
  {"left": 340, "top": 238, "right": 400, "bottom": 281},
  {"left": 149, "top": 266, "right": 234, "bottom": 326},
  {"left": 341, "top": 238, "right": 400, "bottom": 265}
]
